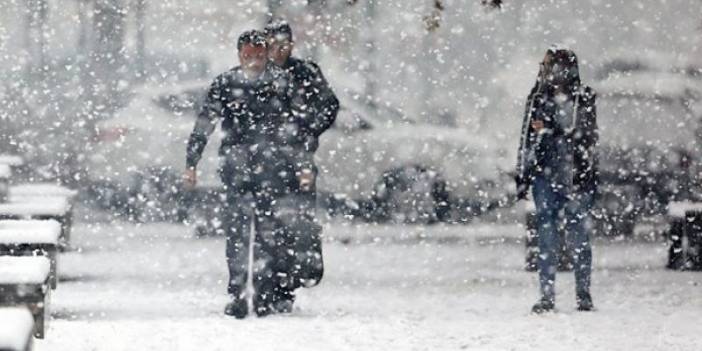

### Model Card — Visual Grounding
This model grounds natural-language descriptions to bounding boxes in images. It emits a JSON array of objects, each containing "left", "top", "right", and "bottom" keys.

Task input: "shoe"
[
  {"left": 576, "top": 292, "right": 595, "bottom": 311},
  {"left": 254, "top": 303, "right": 273, "bottom": 317},
  {"left": 253, "top": 292, "right": 274, "bottom": 317},
  {"left": 531, "top": 297, "right": 555, "bottom": 314},
  {"left": 224, "top": 298, "right": 248, "bottom": 319}
]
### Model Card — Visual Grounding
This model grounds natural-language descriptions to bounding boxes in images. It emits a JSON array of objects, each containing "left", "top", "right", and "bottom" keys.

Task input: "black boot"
[
  {"left": 253, "top": 291, "right": 274, "bottom": 317},
  {"left": 224, "top": 298, "right": 248, "bottom": 319},
  {"left": 531, "top": 297, "right": 555, "bottom": 314},
  {"left": 576, "top": 292, "right": 595, "bottom": 311}
]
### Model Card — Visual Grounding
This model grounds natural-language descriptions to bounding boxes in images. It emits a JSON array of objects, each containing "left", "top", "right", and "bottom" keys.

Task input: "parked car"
[
  {"left": 591, "top": 56, "right": 702, "bottom": 236},
  {"left": 85, "top": 81, "right": 515, "bottom": 225},
  {"left": 316, "top": 94, "right": 514, "bottom": 224},
  {"left": 85, "top": 81, "right": 216, "bottom": 221}
]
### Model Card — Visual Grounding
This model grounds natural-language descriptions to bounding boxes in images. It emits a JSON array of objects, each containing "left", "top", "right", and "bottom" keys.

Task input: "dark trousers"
[
  {"left": 532, "top": 175, "right": 593, "bottom": 302},
  {"left": 220, "top": 148, "right": 323, "bottom": 307}
]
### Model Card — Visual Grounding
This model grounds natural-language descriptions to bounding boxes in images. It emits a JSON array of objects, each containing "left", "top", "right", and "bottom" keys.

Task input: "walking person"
[
  {"left": 263, "top": 20, "right": 340, "bottom": 306},
  {"left": 515, "top": 46, "right": 599, "bottom": 313},
  {"left": 183, "top": 30, "right": 299, "bottom": 318}
]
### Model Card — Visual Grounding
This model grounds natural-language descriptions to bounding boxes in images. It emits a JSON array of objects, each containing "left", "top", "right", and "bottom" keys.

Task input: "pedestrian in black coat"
[
  {"left": 515, "top": 47, "right": 599, "bottom": 313},
  {"left": 184, "top": 30, "right": 300, "bottom": 319}
]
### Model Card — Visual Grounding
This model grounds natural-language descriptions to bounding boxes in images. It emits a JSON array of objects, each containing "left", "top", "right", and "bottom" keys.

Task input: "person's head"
[
  {"left": 541, "top": 46, "right": 581, "bottom": 90},
  {"left": 264, "top": 20, "right": 294, "bottom": 67},
  {"left": 237, "top": 30, "right": 268, "bottom": 77}
]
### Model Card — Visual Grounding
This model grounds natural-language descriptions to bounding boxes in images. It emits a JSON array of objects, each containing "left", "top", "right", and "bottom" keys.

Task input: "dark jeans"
[
  {"left": 220, "top": 147, "right": 323, "bottom": 306},
  {"left": 532, "top": 175, "right": 593, "bottom": 302},
  {"left": 220, "top": 148, "right": 295, "bottom": 306}
]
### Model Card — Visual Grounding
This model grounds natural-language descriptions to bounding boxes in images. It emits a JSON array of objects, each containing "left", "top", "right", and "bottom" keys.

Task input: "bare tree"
[
  {"left": 363, "top": 0, "right": 377, "bottom": 103},
  {"left": 134, "top": 0, "right": 146, "bottom": 81},
  {"left": 267, "top": 0, "right": 283, "bottom": 23},
  {"left": 306, "top": 0, "right": 329, "bottom": 61}
]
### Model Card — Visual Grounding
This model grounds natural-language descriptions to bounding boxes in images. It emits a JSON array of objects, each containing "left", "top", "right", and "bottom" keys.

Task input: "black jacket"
[
  {"left": 516, "top": 82, "right": 599, "bottom": 197},
  {"left": 185, "top": 63, "right": 293, "bottom": 169},
  {"left": 282, "top": 57, "right": 339, "bottom": 153}
]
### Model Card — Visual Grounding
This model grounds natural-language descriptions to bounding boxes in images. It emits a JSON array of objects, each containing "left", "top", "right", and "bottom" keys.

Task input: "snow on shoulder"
[
  {"left": 0, "top": 256, "right": 51, "bottom": 284},
  {"left": 0, "top": 307, "right": 34, "bottom": 351}
]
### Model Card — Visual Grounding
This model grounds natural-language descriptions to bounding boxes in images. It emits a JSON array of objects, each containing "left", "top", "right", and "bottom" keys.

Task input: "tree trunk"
[
  {"left": 24, "top": 0, "right": 49, "bottom": 77},
  {"left": 363, "top": 0, "right": 377, "bottom": 103},
  {"left": 134, "top": 0, "right": 146, "bottom": 81},
  {"left": 266, "top": 0, "right": 282, "bottom": 23},
  {"left": 306, "top": 0, "right": 327, "bottom": 61}
]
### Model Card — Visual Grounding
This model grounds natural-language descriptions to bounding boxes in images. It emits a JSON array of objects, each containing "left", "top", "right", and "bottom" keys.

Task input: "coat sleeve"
[
  {"left": 516, "top": 86, "right": 539, "bottom": 190},
  {"left": 186, "top": 76, "right": 224, "bottom": 169},
  {"left": 304, "top": 61, "right": 339, "bottom": 138},
  {"left": 573, "top": 86, "right": 599, "bottom": 190},
  {"left": 578, "top": 87, "right": 598, "bottom": 151}
]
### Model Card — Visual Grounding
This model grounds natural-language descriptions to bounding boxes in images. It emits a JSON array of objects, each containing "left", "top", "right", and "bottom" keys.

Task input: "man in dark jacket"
[
  {"left": 263, "top": 20, "right": 340, "bottom": 309},
  {"left": 264, "top": 20, "right": 339, "bottom": 157},
  {"left": 516, "top": 46, "right": 599, "bottom": 313},
  {"left": 183, "top": 30, "right": 299, "bottom": 318}
]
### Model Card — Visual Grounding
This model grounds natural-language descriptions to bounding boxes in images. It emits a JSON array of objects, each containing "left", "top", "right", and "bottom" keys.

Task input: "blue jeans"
[{"left": 532, "top": 175, "right": 593, "bottom": 302}]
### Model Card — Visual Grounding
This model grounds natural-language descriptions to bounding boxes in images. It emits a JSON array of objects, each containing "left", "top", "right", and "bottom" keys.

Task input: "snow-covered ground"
[{"left": 37, "top": 219, "right": 702, "bottom": 350}]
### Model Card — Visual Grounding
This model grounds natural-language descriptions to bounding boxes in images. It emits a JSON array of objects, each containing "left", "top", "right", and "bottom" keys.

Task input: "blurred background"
[{"left": 1, "top": 0, "right": 702, "bottom": 236}]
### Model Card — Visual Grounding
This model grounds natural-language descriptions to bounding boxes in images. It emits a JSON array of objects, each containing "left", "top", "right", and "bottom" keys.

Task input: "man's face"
[
  {"left": 267, "top": 36, "right": 293, "bottom": 67},
  {"left": 238, "top": 44, "right": 267, "bottom": 77}
]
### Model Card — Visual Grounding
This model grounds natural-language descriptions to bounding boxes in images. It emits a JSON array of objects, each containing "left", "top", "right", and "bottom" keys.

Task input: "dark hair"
[
  {"left": 546, "top": 46, "right": 578, "bottom": 67},
  {"left": 540, "top": 45, "right": 581, "bottom": 89},
  {"left": 237, "top": 30, "right": 267, "bottom": 51},
  {"left": 264, "top": 19, "right": 293, "bottom": 42}
]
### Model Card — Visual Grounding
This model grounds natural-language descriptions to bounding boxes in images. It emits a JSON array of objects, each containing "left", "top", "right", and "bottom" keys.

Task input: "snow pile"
[
  {"left": 10, "top": 183, "right": 78, "bottom": 199},
  {"left": 37, "top": 222, "right": 702, "bottom": 351},
  {"left": 667, "top": 201, "right": 702, "bottom": 218},
  {"left": 0, "top": 256, "right": 50, "bottom": 284},
  {"left": 0, "top": 197, "right": 71, "bottom": 217},
  {"left": 0, "top": 165, "right": 10, "bottom": 179},
  {"left": 0, "top": 307, "right": 34, "bottom": 351},
  {"left": 0, "top": 219, "right": 62, "bottom": 244},
  {"left": 0, "top": 155, "right": 24, "bottom": 167}
]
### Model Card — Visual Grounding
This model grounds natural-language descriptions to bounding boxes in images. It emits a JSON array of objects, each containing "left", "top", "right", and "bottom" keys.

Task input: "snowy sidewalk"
[{"left": 38, "top": 221, "right": 701, "bottom": 350}]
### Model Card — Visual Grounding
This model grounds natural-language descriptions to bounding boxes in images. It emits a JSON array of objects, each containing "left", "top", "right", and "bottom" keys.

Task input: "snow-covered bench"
[
  {"left": 0, "top": 165, "right": 10, "bottom": 203},
  {"left": 667, "top": 201, "right": 702, "bottom": 218},
  {"left": 0, "top": 155, "right": 24, "bottom": 168},
  {"left": 0, "top": 155, "right": 25, "bottom": 185},
  {"left": 0, "top": 307, "right": 34, "bottom": 351},
  {"left": 666, "top": 201, "right": 702, "bottom": 270},
  {"left": 0, "top": 220, "right": 62, "bottom": 289},
  {"left": 0, "top": 256, "right": 51, "bottom": 339},
  {"left": 0, "top": 197, "right": 73, "bottom": 250},
  {"left": 9, "top": 183, "right": 78, "bottom": 201}
]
